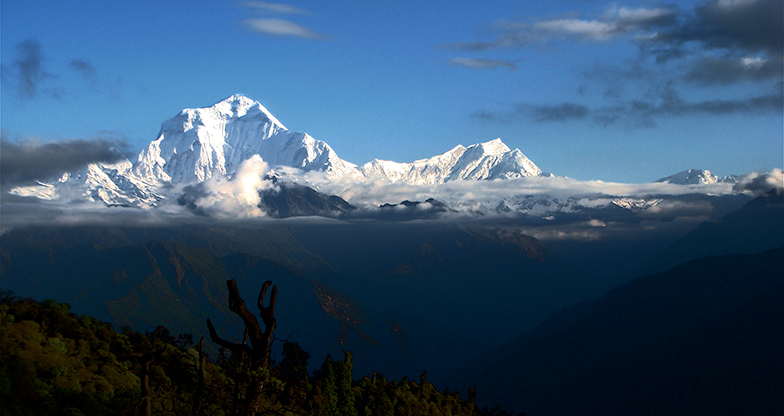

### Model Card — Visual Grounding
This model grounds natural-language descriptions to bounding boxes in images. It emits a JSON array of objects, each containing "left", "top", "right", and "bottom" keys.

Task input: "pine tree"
[{"left": 336, "top": 350, "right": 358, "bottom": 416}]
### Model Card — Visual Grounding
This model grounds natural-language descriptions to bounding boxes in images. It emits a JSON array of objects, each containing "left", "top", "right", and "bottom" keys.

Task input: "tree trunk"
[{"left": 207, "top": 280, "right": 278, "bottom": 416}]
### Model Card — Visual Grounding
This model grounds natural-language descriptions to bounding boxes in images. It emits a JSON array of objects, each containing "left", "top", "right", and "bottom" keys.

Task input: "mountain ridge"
[
  {"left": 7, "top": 95, "right": 762, "bottom": 217},
  {"left": 10, "top": 95, "right": 548, "bottom": 208},
  {"left": 656, "top": 168, "right": 738, "bottom": 184}
]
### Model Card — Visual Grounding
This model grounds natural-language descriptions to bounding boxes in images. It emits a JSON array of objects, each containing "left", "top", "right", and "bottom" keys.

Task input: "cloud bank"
[{"left": 0, "top": 133, "right": 129, "bottom": 187}]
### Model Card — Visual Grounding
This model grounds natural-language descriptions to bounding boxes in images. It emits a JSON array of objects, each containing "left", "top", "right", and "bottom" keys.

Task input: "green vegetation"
[{"left": 0, "top": 291, "right": 516, "bottom": 415}]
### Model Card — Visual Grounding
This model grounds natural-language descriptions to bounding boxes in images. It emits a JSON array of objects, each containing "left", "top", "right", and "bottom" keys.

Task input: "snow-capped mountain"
[
  {"left": 361, "top": 138, "right": 541, "bottom": 184},
  {"left": 8, "top": 151, "right": 162, "bottom": 207},
  {"left": 11, "top": 95, "right": 546, "bottom": 209},
  {"left": 133, "top": 94, "right": 361, "bottom": 184},
  {"left": 133, "top": 94, "right": 542, "bottom": 186},
  {"left": 7, "top": 95, "right": 748, "bottom": 220},
  {"left": 656, "top": 169, "right": 738, "bottom": 185},
  {"left": 490, "top": 195, "right": 663, "bottom": 216}
]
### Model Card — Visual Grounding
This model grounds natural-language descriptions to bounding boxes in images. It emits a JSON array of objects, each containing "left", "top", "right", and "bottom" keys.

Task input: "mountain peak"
[
  {"left": 474, "top": 138, "right": 510, "bottom": 156},
  {"left": 133, "top": 95, "right": 356, "bottom": 184},
  {"left": 656, "top": 169, "right": 737, "bottom": 185},
  {"left": 204, "top": 94, "right": 286, "bottom": 128}
]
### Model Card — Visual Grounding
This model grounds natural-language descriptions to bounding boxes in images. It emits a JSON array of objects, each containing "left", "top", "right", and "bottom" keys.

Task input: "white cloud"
[
  {"left": 588, "top": 219, "right": 607, "bottom": 227},
  {"left": 195, "top": 155, "right": 275, "bottom": 218},
  {"left": 716, "top": 0, "right": 761, "bottom": 9},
  {"left": 608, "top": 6, "right": 677, "bottom": 26},
  {"left": 240, "top": 1, "right": 310, "bottom": 15},
  {"left": 444, "top": 5, "right": 678, "bottom": 50},
  {"left": 732, "top": 169, "right": 784, "bottom": 195},
  {"left": 533, "top": 19, "right": 619, "bottom": 40},
  {"left": 306, "top": 171, "right": 737, "bottom": 212},
  {"left": 242, "top": 18, "right": 329, "bottom": 39}
]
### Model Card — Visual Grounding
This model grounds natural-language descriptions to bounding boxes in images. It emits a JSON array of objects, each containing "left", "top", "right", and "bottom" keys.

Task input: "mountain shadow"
[
  {"left": 456, "top": 248, "right": 784, "bottom": 415},
  {"left": 642, "top": 189, "right": 783, "bottom": 275}
]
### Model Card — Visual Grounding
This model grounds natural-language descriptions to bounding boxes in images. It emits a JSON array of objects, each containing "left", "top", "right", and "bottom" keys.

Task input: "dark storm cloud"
[
  {"left": 449, "top": 57, "right": 517, "bottom": 70},
  {"left": 475, "top": 86, "right": 782, "bottom": 127},
  {"left": 593, "top": 85, "right": 784, "bottom": 126},
  {"left": 473, "top": 103, "right": 591, "bottom": 124},
  {"left": 647, "top": 0, "right": 783, "bottom": 57},
  {"left": 1, "top": 39, "right": 54, "bottom": 99},
  {"left": 685, "top": 56, "right": 784, "bottom": 85},
  {"left": 0, "top": 134, "right": 129, "bottom": 186},
  {"left": 530, "top": 103, "right": 590, "bottom": 122}
]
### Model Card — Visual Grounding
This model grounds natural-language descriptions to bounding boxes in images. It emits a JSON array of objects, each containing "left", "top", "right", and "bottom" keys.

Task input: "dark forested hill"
[
  {"left": 1, "top": 221, "right": 600, "bottom": 385},
  {"left": 642, "top": 189, "right": 783, "bottom": 275},
  {"left": 0, "top": 294, "right": 494, "bottom": 416},
  {"left": 459, "top": 248, "right": 784, "bottom": 415}
]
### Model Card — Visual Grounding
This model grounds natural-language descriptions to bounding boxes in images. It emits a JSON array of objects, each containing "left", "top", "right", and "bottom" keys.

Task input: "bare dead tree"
[{"left": 206, "top": 279, "right": 277, "bottom": 416}]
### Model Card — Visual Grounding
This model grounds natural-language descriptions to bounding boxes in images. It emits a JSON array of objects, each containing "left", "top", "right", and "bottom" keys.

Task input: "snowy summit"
[
  {"left": 655, "top": 169, "right": 738, "bottom": 185},
  {"left": 133, "top": 94, "right": 360, "bottom": 184},
  {"left": 362, "top": 138, "right": 541, "bottom": 184}
]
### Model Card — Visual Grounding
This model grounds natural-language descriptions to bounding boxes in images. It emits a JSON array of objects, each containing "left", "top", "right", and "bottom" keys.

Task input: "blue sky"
[{"left": 2, "top": 0, "right": 782, "bottom": 182}]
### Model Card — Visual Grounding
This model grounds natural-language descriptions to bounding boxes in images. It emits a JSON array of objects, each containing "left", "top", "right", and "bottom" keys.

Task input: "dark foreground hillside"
[
  {"left": 0, "top": 292, "right": 502, "bottom": 416},
  {"left": 459, "top": 249, "right": 784, "bottom": 415}
]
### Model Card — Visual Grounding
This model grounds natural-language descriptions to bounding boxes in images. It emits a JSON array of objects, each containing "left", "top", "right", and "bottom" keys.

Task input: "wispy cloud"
[
  {"left": 0, "top": 39, "right": 56, "bottom": 99},
  {"left": 238, "top": 2, "right": 330, "bottom": 40},
  {"left": 530, "top": 103, "right": 589, "bottom": 122},
  {"left": 442, "top": 5, "right": 678, "bottom": 51},
  {"left": 454, "top": 1, "right": 782, "bottom": 127},
  {"left": 242, "top": 18, "right": 330, "bottom": 39},
  {"left": 240, "top": 1, "right": 310, "bottom": 15},
  {"left": 447, "top": 1, "right": 782, "bottom": 75},
  {"left": 69, "top": 59, "right": 97, "bottom": 82},
  {"left": 449, "top": 57, "right": 517, "bottom": 70},
  {"left": 476, "top": 87, "right": 783, "bottom": 127},
  {"left": 1, "top": 39, "right": 110, "bottom": 100}
]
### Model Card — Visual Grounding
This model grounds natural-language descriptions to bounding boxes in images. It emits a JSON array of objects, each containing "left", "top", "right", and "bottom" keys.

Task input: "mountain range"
[
  {"left": 448, "top": 191, "right": 783, "bottom": 413},
  {"left": 9, "top": 95, "right": 541, "bottom": 207},
  {"left": 7, "top": 95, "right": 747, "bottom": 217}
]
